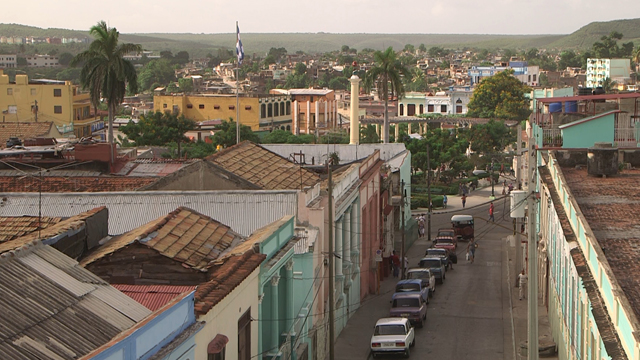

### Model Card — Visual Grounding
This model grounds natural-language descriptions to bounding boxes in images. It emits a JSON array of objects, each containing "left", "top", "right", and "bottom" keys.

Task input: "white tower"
[{"left": 349, "top": 75, "right": 360, "bottom": 145}]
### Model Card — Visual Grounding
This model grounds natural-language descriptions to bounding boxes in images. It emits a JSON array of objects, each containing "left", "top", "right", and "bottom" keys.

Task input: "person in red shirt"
[
  {"left": 489, "top": 202, "right": 495, "bottom": 222},
  {"left": 391, "top": 251, "right": 400, "bottom": 278}
]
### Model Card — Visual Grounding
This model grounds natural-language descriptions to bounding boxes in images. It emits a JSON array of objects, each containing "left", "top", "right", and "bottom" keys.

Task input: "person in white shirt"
[{"left": 518, "top": 270, "right": 528, "bottom": 300}]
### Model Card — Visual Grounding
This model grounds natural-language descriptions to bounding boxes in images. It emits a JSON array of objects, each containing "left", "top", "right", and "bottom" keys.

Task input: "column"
[
  {"left": 408, "top": 123, "right": 412, "bottom": 134},
  {"left": 395, "top": 123, "right": 399, "bottom": 142},
  {"left": 351, "top": 204, "right": 359, "bottom": 260},
  {"left": 315, "top": 100, "right": 320, "bottom": 132},
  {"left": 306, "top": 101, "right": 311, "bottom": 134},
  {"left": 344, "top": 210, "right": 351, "bottom": 272},
  {"left": 324, "top": 100, "right": 328, "bottom": 129},
  {"left": 335, "top": 219, "right": 343, "bottom": 276},
  {"left": 270, "top": 275, "right": 280, "bottom": 351},
  {"left": 294, "top": 100, "right": 299, "bottom": 135},
  {"left": 334, "top": 100, "right": 338, "bottom": 128},
  {"left": 349, "top": 75, "right": 360, "bottom": 144},
  {"left": 376, "top": 124, "right": 380, "bottom": 137},
  {"left": 285, "top": 260, "right": 295, "bottom": 332}
]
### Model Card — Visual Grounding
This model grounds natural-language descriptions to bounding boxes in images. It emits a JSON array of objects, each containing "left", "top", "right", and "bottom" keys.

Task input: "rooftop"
[
  {"left": 0, "top": 215, "right": 62, "bottom": 243},
  {"left": 194, "top": 250, "right": 265, "bottom": 316},
  {"left": 80, "top": 207, "right": 244, "bottom": 271},
  {"left": 0, "top": 243, "right": 151, "bottom": 359},
  {"left": 208, "top": 141, "right": 320, "bottom": 190},
  {"left": 0, "top": 122, "right": 59, "bottom": 149},
  {"left": 0, "top": 176, "right": 157, "bottom": 192},
  {"left": 112, "top": 284, "right": 196, "bottom": 311}
]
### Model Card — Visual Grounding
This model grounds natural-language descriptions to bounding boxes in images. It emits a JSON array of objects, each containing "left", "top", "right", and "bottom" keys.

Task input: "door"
[{"left": 238, "top": 309, "right": 251, "bottom": 360}]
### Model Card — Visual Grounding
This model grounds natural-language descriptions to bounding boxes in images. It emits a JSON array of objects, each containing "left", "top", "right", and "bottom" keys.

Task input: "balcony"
[{"left": 542, "top": 128, "right": 563, "bottom": 147}]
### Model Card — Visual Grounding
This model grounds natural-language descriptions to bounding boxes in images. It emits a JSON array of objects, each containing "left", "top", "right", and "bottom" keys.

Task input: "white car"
[
  {"left": 406, "top": 268, "right": 436, "bottom": 298},
  {"left": 371, "top": 317, "right": 415, "bottom": 358}
]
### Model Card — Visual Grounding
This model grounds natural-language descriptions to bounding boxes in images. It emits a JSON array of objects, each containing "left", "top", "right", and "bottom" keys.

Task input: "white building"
[
  {"left": 25, "top": 54, "right": 59, "bottom": 67},
  {"left": 0, "top": 55, "right": 17, "bottom": 68},
  {"left": 586, "top": 58, "right": 631, "bottom": 88}
]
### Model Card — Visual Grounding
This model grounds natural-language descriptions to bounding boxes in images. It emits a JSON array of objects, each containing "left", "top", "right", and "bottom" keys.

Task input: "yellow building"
[
  {"left": 0, "top": 70, "right": 100, "bottom": 137},
  {"left": 153, "top": 93, "right": 292, "bottom": 132}
]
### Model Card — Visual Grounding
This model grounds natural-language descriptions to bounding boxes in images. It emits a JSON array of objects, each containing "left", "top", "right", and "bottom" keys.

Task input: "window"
[
  {"left": 533, "top": 74, "right": 537, "bottom": 82},
  {"left": 54, "top": 88, "right": 61, "bottom": 97},
  {"left": 399, "top": 104, "right": 404, "bottom": 116},
  {"left": 419, "top": 104, "right": 424, "bottom": 114},
  {"left": 286, "top": 102, "right": 291, "bottom": 115},
  {"left": 280, "top": 102, "right": 285, "bottom": 116},
  {"left": 214, "top": 105, "right": 220, "bottom": 109},
  {"left": 163, "top": 103, "right": 167, "bottom": 108},
  {"left": 274, "top": 103, "right": 279, "bottom": 116},
  {"left": 427, "top": 104, "right": 434, "bottom": 113},
  {"left": 6, "top": 88, "right": 12, "bottom": 95},
  {"left": 440, "top": 105, "right": 447, "bottom": 113},
  {"left": 407, "top": 104, "right": 416, "bottom": 116},
  {"left": 54, "top": 106, "right": 62, "bottom": 114},
  {"left": 267, "top": 104, "right": 272, "bottom": 117},
  {"left": 187, "top": 104, "right": 193, "bottom": 109},
  {"left": 245, "top": 105, "right": 251, "bottom": 110},
  {"left": 456, "top": 105, "right": 463, "bottom": 114},
  {"left": 228, "top": 105, "right": 235, "bottom": 110},
  {"left": 261, "top": 104, "right": 266, "bottom": 118},
  {"left": 199, "top": 104, "right": 205, "bottom": 109}
]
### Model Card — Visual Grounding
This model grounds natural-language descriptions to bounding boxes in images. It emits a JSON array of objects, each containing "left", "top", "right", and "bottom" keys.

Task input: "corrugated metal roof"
[
  {"left": 113, "top": 284, "right": 196, "bottom": 311},
  {"left": 0, "top": 243, "right": 151, "bottom": 359},
  {"left": 0, "top": 191, "right": 298, "bottom": 237}
]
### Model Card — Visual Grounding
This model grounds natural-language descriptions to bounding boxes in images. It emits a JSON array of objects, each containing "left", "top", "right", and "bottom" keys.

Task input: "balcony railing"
[
  {"left": 542, "top": 128, "right": 563, "bottom": 147},
  {"left": 614, "top": 128, "right": 640, "bottom": 148}
]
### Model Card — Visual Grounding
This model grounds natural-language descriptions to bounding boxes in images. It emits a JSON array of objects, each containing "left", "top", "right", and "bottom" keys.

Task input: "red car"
[{"left": 433, "top": 235, "right": 457, "bottom": 252}]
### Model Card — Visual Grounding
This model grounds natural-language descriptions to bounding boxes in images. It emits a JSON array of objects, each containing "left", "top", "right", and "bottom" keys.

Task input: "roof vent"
[{"left": 587, "top": 142, "right": 618, "bottom": 177}]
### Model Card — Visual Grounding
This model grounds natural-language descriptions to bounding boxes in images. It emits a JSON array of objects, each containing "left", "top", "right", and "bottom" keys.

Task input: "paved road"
[{"left": 333, "top": 199, "right": 515, "bottom": 360}]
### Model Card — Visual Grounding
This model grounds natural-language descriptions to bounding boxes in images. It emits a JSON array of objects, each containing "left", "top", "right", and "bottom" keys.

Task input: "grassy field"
[{"left": 1, "top": 18, "right": 639, "bottom": 57}]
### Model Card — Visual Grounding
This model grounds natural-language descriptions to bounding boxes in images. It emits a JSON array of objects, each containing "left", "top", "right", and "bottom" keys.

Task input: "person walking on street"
[
  {"left": 461, "top": 194, "right": 467, "bottom": 208},
  {"left": 403, "top": 256, "right": 409, "bottom": 278},
  {"left": 391, "top": 251, "right": 400, "bottom": 278},
  {"left": 489, "top": 202, "right": 495, "bottom": 222},
  {"left": 443, "top": 194, "right": 448, "bottom": 209},
  {"left": 518, "top": 270, "right": 528, "bottom": 300},
  {"left": 467, "top": 238, "right": 477, "bottom": 264}
]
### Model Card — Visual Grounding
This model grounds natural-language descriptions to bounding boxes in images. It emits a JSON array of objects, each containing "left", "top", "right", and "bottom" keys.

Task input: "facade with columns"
[{"left": 271, "top": 89, "right": 339, "bottom": 136}]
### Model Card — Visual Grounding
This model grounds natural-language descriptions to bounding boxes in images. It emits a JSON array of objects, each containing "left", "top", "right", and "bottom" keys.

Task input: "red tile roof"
[
  {"left": 194, "top": 250, "right": 265, "bottom": 316},
  {"left": 0, "top": 176, "right": 157, "bottom": 192},
  {"left": 0, "top": 122, "right": 59, "bottom": 149},
  {"left": 207, "top": 141, "right": 320, "bottom": 190},
  {"left": 0, "top": 216, "right": 62, "bottom": 243},
  {"left": 112, "top": 284, "right": 196, "bottom": 311},
  {"left": 80, "top": 207, "right": 244, "bottom": 270}
]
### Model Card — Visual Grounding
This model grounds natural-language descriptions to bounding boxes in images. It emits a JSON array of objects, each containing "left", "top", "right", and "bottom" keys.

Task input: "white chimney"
[{"left": 349, "top": 75, "right": 360, "bottom": 145}]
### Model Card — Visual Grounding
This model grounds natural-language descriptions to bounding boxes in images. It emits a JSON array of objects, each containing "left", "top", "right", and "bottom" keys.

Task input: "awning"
[{"left": 207, "top": 334, "right": 229, "bottom": 354}]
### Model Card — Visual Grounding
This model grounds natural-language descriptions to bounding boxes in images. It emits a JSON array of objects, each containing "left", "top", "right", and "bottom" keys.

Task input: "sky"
[{"left": 2, "top": 0, "right": 640, "bottom": 35}]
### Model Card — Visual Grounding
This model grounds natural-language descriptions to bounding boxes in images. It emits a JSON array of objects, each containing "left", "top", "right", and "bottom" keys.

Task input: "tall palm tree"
[
  {"left": 364, "top": 47, "right": 408, "bottom": 143},
  {"left": 633, "top": 46, "right": 640, "bottom": 73},
  {"left": 71, "top": 21, "right": 141, "bottom": 145}
]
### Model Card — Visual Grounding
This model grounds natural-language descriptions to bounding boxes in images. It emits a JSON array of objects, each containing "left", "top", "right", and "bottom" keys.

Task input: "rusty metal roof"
[
  {"left": 0, "top": 243, "right": 151, "bottom": 360},
  {"left": 208, "top": 141, "right": 320, "bottom": 190},
  {"left": 112, "top": 284, "right": 196, "bottom": 311},
  {"left": 80, "top": 207, "right": 245, "bottom": 271}
]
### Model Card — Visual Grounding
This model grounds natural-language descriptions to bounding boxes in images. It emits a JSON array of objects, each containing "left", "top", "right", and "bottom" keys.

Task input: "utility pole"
[
  {"left": 427, "top": 145, "right": 432, "bottom": 243},
  {"left": 490, "top": 159, "right": 495, "bottom": 199},
  {"left": 400, "top": 179, "right": 406, "bottom": 280},
  {"left": 515, "top": 125, "right": 522, "bottom": 285},
  {"left": 527, "top": 134, "right": 539, "bottom": 360},
  {"left": 327, "top": 162, "right": 335, "bottom": 360},
  {"left": 34, "top": 100, "right": 38, "bottom": 123}
]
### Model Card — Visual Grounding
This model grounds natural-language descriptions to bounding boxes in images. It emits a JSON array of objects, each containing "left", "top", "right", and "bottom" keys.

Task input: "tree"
[
  {"left": 360, "top": 125, "right": 380, "bottom": 143},
  {"left": 403, "top": 44, "right": 415, "bottom": 53},
  {"left": 119, "top": 111, "right": 196, "bottom": 156},
  {"left": 178, "top": 77, "right": 194, "bottom": 92},
  {"left": 71, "top": 21, "right": 141, "bottom": 145},
  {"left": 601, "top": 77, "right": 618, "bottom": 93},
  {"left": 174, "top": 51, "right": 189, "bottom": 65},
  {"left": 418, "top": 44, "right": 427, "bottom": 53},
  {"left": 632, "top": 46, "right": 640, "bottom": 71},
  {"left": 592, "top": 31, "right": 634, "bottom": 58},
  {"left": 58, "top": 52, "right": 74, "bottom": 66},
  {"left": 405, "top": 128, "right": 470, "bottom": 184},
  {"left": 262, "top": 130, "right": 316, "bottom": 144},
  {"left": 558, "top": 50, "right": 581, "bottom": 70},
  {"left": 524, "top": 48, "right": 538, "bottom": 60},
  {"left": 328, "top": 77, "right": 348, "bottom": 90},
  {"left": 466, "top": 119, "right": 516, "bottom": 155},
  {"left": 211, "top": 119, "right": 260, "bottom": 148},
  {"left": 428, "top": 46, "right": 448, "bottom": 58},
  {"left": 16, "top": 57, "right": 27, "bottom": 66},
  {"left": 341, "top": 45, "right": 350, "bottom": 53},
  {"left": 364, "top": 47, "right": 408, "bottom": 143},
  {"left": 138, "top": 59, "right": 175, "bottom": 91},
  {"left": 467, "top": 70, "right": 531, "bottom": 120}
]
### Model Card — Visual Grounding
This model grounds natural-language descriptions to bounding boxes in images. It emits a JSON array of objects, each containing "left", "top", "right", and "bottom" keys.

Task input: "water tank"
[
  {"left": 549, "top": 102, "right": 562, "bottom": 113},
  {"left": 587, "top": 143, "right": 618, "bottom": 177},
  {"left": 593, "top": 87, "right": 605, "bottom": 96},
  {"left": 510, "top": 190, "right": 527, "bottom": 218},
  {"left": 565, "top": 101, "right": 577, "bottom": 113}
]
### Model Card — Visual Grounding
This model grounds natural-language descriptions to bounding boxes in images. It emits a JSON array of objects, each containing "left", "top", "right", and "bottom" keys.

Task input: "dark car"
[
  {"left": 419, "top": 256, "right": 446, "bottom": 284},
  {"left": 389, "top": 292, "right": 427, "bottom": 328},
  {"left": 395, "top": 279, "right": 430, "bottom": 304},
  {"left": 425, "top": 248, "right": 457, "bottom": 270}
]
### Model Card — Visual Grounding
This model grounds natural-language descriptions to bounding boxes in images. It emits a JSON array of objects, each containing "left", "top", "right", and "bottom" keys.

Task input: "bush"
[{"left": 410, "top": 195, "right": 444, "bottom": 209}]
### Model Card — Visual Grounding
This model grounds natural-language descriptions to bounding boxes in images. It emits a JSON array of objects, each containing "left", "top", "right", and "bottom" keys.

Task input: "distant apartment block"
[
  {"left": 25, "top": 54, "right": 59, "bottom": 67},
  {"left": 0, "top": 55, "right": 17, "bottom": 68},
  {"left": 123, "top": 50, "right": 160, "bottom": 61},
  {"left": 468, "top": 61, "right": 539, "bottom": 86},
  {"left": 585, "top": 58, "right": 631, "bottom": 88}
]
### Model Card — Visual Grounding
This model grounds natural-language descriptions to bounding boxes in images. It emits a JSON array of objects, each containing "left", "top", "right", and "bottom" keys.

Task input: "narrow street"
[{"left": 334, "top": 193, "right": 515, "bottom": 360}]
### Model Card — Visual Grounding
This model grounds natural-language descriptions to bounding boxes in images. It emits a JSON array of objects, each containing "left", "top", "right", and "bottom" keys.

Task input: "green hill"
[{"left": 548, "top": 18, "right": 640, "bottom": 49}]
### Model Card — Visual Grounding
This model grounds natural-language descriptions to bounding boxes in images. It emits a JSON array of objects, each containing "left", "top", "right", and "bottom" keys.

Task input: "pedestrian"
[
  {"left": 418, "top": 216, "right": 425, "bottom": 238},
  {"left": 461, "top": 194, "right": 467, "bottom": 208},
  {"left": 403, "top": 256, "right": 409, "bottom": 278},
  {"left": 391, "top": 251, "right": 400, "bottom": 278},
  {"left": 502, "top": 186, "right": 506, "bottom": 195},
  {"left": 467, "top": 238, "right": 477, "bottom": 264},
  {"left": 500, "top": 163, "right": 505, "bottom": 175},
  {"left": 443, "top": 194, "right": 448, "bottom": 209},
  {"left": 518, "top": 270, "right": 528, "bottom": 300},
  {"left": 489, "top": 202, "right": 495, "bottom": 222}
]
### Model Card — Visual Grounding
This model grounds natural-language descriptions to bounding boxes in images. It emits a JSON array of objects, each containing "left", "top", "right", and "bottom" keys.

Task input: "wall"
[
  {"left": 561, "top": 113, "right": 615, "bottom": 149},
  {"left": 153, "top": 94, "right": 261, "bottom": 130},
  {"left": 0, "top": 71, "right": 74, "bottom": 125},
  {"left": 139, "top": 161, "right": 259, "bottom": 191},
  {"left": 359, "top": 157, "right": 382, "bottom": 299},
  {"left": 50, "top": 206, "right": 109, "bottom": 258},
  {"left": 194, "top": 268, "right": 260, "bottom": 360}
]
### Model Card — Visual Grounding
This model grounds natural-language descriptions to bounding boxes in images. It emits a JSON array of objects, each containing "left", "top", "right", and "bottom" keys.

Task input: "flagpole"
[{"left": 235, "top": 22, "right": 240, "bottom": 145}]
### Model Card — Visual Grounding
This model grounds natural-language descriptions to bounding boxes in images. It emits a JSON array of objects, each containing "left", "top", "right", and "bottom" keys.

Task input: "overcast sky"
[{"left": 2, "top": 0, "right": 640, "bottom": 35}]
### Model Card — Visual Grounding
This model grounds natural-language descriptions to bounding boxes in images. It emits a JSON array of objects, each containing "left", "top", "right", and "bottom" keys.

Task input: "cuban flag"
[{"left": 236, "top": 23, "right": 244, "bottom": 65}]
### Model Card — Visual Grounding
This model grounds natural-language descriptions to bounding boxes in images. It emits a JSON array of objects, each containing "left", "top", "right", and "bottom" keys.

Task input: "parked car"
[
  {"left": 425, "top": 248, "right": 456, "bottom": 270},
  {"left": 395, "top": 279, "right": 430, "bottom": 303},
  {"left": 451, "top": 214, "right": 474, "bottom": 242},
  {"left": 433, "top": 235, "right": 457, "bottom": 251},
  {"left": 437, "top": 228, "right": 456, "bottom": 239},
  {"left": 406, "top": 268, "right": 436, "bottom": 297},
  {"left": 389, "top": 292, "right": 427, "bottom": 328},
  {"left": 371, "top": 317, "right": 415, "bottom": 358},
  {"left": 419, "top": 256, "right": 446, "bottom": 284}
]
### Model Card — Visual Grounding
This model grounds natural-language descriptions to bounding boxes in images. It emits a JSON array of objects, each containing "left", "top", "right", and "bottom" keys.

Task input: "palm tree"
[
  {"left": 364, "top": 47, "right": 408, "bottom": 143},
  {"left": 633, "top": 46, "right": 640, "bottom": 73},
  {"left": 71, "top": 21, "right": 141, "bottom": 145}
]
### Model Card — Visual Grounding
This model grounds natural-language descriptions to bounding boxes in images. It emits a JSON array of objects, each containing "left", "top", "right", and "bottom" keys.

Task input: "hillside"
[{"left": 548, "top": 18, "right": 640, "bottom": 49}]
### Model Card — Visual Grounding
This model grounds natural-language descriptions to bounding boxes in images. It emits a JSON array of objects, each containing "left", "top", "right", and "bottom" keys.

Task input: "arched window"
[
  {"left": 286, "top": 125, "right": 291, "bottom": 131},
  {"left": 286, "top": 101, "right": 291, "bottom": 115},
  {"left": 274, "top": 102, "right": 279, "bottom": 117},
  {"left": 261, "top": 104, "right": 266, "bottom": 118},
  {"left": 280, "top": 102, "right": 285, "bottom": 116},
  {"left": 268, "top": 103, "right": 273, "bottom": 117}
]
